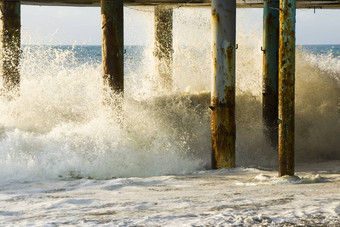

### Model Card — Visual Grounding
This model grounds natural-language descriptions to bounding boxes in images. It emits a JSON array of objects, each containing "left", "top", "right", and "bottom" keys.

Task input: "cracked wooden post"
[
  {"left": 262, "top": 0, "right": 279, "bottom": 149},
  {"left": 278, "top": 0, "right": 296, "bottom": 176},
  {"left": 154, "top": 5, "right": 173, "bottom": 91},
  {"left": 101, "top": 0, "right": 124, "bottom": 94},
  {"left": 211, "top": 0, "right": 236, "bottom": 169},
  {"left": 1, "top": 0, "right": 21, "bottom": 95}
]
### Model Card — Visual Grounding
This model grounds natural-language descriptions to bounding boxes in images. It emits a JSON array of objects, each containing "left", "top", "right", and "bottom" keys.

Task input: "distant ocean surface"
[
  {"left": 301, "top": 44, "right": 340, "bottom": 58},
  {"left": 24, "top": 43, "right": 340, "bottom": 65}
]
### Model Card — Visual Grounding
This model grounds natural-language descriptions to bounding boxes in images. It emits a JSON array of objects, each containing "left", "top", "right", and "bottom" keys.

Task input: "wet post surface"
[
  {"left": 211, "top": 0, "right": 236, "bottom": 169},
  {"left": 1, "top": 0, "right": 21, "bottom": 94},
  {"left": 278, "top": 0, "right": 296, "bottom": 176},
  {"left": 101, "top": 0, "right": 124, "bottom": 94},
  {"left": 154, "top": 5, "right": 173, "bottom": 91},
  {"left": 262, "top": 0, "right": 279, "bottom": 149}
]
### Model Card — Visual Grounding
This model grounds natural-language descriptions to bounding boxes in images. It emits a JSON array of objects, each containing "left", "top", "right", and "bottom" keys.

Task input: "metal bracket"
[
  {"left": 101, "top": 19, "right": 111, "bottom": 29},
  {"left": 270, "top": 7, "right": 280, "bottom": 11},
  {"left": 261, "top": 46, "right": 266, "bottom": 53},
  {"left": 277, "top": 119, "right": 282, "bottom": 125}
]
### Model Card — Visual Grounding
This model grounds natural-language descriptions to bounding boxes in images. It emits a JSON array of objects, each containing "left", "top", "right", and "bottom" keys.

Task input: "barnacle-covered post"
[
  {"left": 262, "top": 0, "right": 279, "bottom": 148},
  {"left": 101, "top": 0, "right": 124, "bottom": 94},
  {"left": 211, "top": 0, "right": 236, "bottom": 169},
  {"left": 154, "top": 5, "right": 173, "bottom": 91},
  {"left": 0, "top": 0, "right": 21, "bottom": 94},
  {"left": 278, "top": 0, "right": 296, "bottom": 176}
]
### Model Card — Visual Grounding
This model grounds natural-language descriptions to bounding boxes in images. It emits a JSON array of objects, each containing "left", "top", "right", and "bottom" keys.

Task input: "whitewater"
[{"left": 0, "top": 7, "right": 340, "bottom": 226}]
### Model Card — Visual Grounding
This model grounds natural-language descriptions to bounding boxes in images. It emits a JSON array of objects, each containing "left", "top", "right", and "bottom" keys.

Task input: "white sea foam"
[{"left": 1, "top": 166, "right": 339, "bottom": 226}]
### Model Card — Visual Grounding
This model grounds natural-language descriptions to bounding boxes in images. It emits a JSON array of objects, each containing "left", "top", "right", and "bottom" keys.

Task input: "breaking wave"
[{"left": 0, "top": 8, "right": 339, "bottom": 181}]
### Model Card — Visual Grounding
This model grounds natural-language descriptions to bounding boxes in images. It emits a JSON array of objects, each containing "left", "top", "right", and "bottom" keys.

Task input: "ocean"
[{"left": 0, "top": 38, "right": 339, "bottom": 225}]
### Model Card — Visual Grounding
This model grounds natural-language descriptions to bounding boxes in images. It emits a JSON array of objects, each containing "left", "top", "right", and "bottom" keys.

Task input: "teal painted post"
[{"left": 262, "top": 0, "right": 279, "bottom": 149}]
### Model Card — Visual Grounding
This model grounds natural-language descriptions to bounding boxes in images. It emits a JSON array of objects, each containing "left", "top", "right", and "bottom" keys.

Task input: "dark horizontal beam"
[{"left": 20, "top": 0, "right": 340, "bottom": 8}]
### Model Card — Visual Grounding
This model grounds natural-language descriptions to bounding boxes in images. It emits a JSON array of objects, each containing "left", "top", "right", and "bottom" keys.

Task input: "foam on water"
[{"left": 0, "top": 8, "right": 339, "bottom": 182}]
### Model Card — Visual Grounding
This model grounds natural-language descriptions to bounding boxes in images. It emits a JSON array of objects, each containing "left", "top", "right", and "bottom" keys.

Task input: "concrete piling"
[
  {"left": 0, "top": 0, "right": 21, "bottom": 94},
  {"left": 101, "top": 0, "right": 124, "bottom": 93},
  {"left": 211, "top": 0, "right": 236, "bottom": 169},
  {"left": 154, "top": 5, "right": 173, "bottom": 91},
  {"left": 262, "top": 0, "right": 279, "bottom": 149},
  {"left": 278, "top": 0, "right": 296, "bottom": 176}
]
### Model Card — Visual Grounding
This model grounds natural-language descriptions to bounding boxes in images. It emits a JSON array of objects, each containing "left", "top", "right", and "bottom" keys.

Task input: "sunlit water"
[{"left": 0, "top": 9, "right": 339, "bottom": 226}]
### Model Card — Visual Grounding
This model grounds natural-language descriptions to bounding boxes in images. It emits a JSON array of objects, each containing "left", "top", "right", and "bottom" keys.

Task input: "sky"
[{"left": 21, "top": 5, "right": 340, "bottom": 45}]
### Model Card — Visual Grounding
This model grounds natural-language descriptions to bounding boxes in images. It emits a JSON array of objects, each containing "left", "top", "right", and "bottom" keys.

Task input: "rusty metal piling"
[
  {"left": 1, "top": 0, "right": 21, "bottom": 94},
  {"left": 211, "top": 0, "right": 236, "bottom": 169},
  {"left": 278, "top": 0, "right": 296, "bottom": 176},
  {"left": 101, "top": 0, "right": 124, "bottom": 94},
  {"left": 262, "top": 0, "right": 279, "bottom": 149},
  {"left": 154, "top": 6, "right": 173, "bottom": 91}
]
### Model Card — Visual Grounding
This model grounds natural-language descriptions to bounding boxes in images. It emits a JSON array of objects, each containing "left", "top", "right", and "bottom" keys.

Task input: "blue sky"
[{"left": 21, "top": 6, "right": 340, "bottom": 45}]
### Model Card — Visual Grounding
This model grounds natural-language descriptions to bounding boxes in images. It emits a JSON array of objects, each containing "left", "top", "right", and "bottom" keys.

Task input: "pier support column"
[
  {"left": 278, "top": 0, "right": 296, "bottom": 176},
  {"left": 1, "top": 0, "right": 21, "bottom": 93},
  {"left": 262, "top": 0, "right": 279, "bottom": 148},
  {"left": 101, "top": 0, "right": 124, "bottom": 93},
  {"left": 211, "top": 0, "right": 236, "bottom": 169},
  {"left": 154, "top": 6, "right": 173, "bottom": 91}
]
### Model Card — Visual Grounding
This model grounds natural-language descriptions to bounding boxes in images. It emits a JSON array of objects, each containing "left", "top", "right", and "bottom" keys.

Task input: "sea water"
[{"left": 0, "top": 11, "right": 340, "bottom": 226}]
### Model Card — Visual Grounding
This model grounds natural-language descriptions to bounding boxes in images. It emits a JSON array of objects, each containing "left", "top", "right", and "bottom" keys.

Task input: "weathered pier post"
[
  {"left": 211, "top": 0, "right": 236, "bottom": 169},
  {"left": 101, "top": 0, "right": 124, "bottom": 94},
  {"left": 0, "top": 0, "right": 21, "bottom": 94},
  {"left": 262, "top": 0, "right": 279, "bottom": 148},
  {"left": 154, "top": 6, "right": 173, "bottom": 91},
  {"left": 278, "top": 0, "right": 296, "bottom": 176}
]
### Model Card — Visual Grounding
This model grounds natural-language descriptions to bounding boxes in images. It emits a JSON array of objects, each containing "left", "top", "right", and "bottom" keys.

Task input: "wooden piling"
[
  {"left": 278, "top": 0, "right": 296, "bottom": 176},
  {"left": 211, "top": 0, "right": 236, "bottom": 169},
  {"left": 0, "top": 0, "right": 21, "bottom": 93},
  {"left": 101, "top": 0, "right": 124, "bottom": 93},
  {"left": 262, "top": 0, "right": 279, "bottom": 149},
  {"left": 154, "top": 6, "right": 173, "bottom": 91}
]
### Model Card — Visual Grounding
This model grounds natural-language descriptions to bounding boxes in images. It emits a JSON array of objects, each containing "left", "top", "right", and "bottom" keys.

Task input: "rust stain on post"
[
  {"left": 1, "top": 0, "right": 21, "bottom": 94},
  {"left": 211, "top": 0, "right": 236, "bottom": 169},
  {"left": 101, "top": 0, "right": 124, "bottom": 93},
  {"left": 154, "top": 5, "right": 173, "bottom": 91},
  {"left": 278, "top": 0, "right": 296, "bottom": 176}
]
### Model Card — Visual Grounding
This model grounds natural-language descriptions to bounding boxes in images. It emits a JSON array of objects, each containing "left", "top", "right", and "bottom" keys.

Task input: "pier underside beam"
[
  {"left": 101, "top": 0, "right": 124, "bottom": 93},
  {"left": 262, "top": 0, "right": 279, "bottom": 149},
  {"left": 1, "top": 0, "right": 21, "bottom": 94},
  {"left": 20, "top": 0, "right": 340, "bottom": 9},
  {"left": 278, "top": 0, "right": 296, "bottom": 176},
  {"left": 154, "top": 5, "right": 173, "bottom": 91},
  {"left": 211, "top": 0, "right": 236, "bottom": 169}
]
